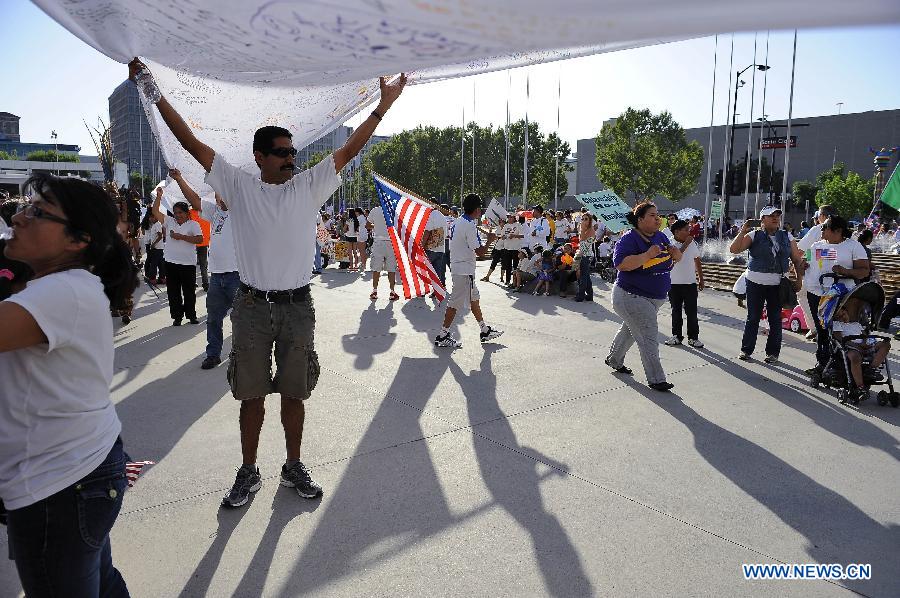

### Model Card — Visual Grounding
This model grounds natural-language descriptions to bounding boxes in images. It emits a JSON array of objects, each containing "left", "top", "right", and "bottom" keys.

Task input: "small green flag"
[{"left": 881, "top": 164, "right": 900, "bottom": 210}]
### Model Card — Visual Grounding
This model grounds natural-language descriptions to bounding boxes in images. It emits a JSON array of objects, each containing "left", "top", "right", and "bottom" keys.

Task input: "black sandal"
[{"left": 604, "top": 356, "right": 633, "bottom": 375}]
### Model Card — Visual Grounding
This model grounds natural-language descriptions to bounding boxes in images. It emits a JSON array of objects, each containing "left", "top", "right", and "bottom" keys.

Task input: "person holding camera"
[
  {"left": 604, "top": 202, "right": 682, "bottom": 392},
  {"left": 729, "top": 206, "right": 805, "bottom": 364}
]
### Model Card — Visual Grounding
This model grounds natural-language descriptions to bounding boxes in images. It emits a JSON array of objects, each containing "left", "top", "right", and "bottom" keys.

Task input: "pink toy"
[{"left": 762, "top": 305, "right": 809, "bottom": 333}]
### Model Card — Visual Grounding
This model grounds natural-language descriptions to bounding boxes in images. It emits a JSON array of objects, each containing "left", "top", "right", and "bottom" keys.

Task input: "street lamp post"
[
  {"left": 832, "top": 101, "right": 844, "bottom": 168},
  {"left": 725, "top": 63, "right": 770, "bottom": 217},
  {"left": 50, "top": 130, "right": 58, "bottom": 175}
]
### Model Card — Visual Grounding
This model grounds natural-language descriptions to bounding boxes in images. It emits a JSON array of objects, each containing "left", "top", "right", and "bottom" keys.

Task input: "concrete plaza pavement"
[{"left": 2, "top": 263, "right": 899, "bottom": 597}]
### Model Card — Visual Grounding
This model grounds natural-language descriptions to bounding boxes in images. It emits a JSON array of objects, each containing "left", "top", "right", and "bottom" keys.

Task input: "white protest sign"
[
  {"left": 484, "top": 199, "right": 508, "bottom": 226},
  {"left": 575, "top": 189, "right": 632, "bottom": 233}
]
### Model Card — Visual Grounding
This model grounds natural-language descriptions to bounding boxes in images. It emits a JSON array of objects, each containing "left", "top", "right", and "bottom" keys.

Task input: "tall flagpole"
[
  {"left": 719, "top": 34, "right": 735, "bottom": 239},
  {"left": 460, "top": 106, "right": 465, "bottom": 203},
  {"left": 523, "top": 73, "right": 530, "bottom": 205},
  {"left": 755, "top": 31, "right": 770, "bottom": 213},
  {"left": 702, "top": 34, "right": 719, "bottom": 244},
  {"left": 782, "top": 30, "right": 798, "bottom": 203},
  {"left": 504, "top": 73, "right": 511, "bottom": 210},
  {"left": 554, "top": 72, "right": 560, "bottom": 212},
  {"left": 742, "top": 32, "right": 758, "bottom": 221},
  {"left": 471, "top": 80, "right": 476, "bottom": 194}
]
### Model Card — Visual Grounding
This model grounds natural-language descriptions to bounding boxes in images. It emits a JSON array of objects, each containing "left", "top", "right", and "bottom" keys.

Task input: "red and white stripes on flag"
[
  {"left": 373, "top": 174, "right": 447, "bottom": 301},
  {"left": 125, "top": 461, "right": 155, "bottom": 487}
]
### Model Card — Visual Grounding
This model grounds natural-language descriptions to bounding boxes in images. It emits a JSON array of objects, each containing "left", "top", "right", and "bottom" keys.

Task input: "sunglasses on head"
[{"left": 266, "top": 147, "right": 297, "bottom": 158}]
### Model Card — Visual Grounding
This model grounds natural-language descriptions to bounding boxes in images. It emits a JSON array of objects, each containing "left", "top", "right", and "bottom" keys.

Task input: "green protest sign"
[
  {"left": 710, "top": 199, "right": 723, "bottom": 220},
  {"left": 575, "top": 189, "right": 631, "bottom": 233}
]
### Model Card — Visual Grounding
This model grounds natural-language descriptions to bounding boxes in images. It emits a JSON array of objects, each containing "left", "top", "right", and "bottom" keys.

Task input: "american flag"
[
  {"left": 816, "top": 247, "right": 838, "bottom": 260},
  {"left": 373, "top": 174, "right": 446, "bottom": 301},
  {"left": 125, "top": 461, "right": 155, "bottom": 487}
]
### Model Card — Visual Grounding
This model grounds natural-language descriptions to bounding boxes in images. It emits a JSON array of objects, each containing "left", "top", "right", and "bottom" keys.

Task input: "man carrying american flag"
[
  {"left": 373, "top": 175, "right": 447, "bottom": 302},
  {"left": 434, "top": 194, "right": 504, "bottom": 349}
]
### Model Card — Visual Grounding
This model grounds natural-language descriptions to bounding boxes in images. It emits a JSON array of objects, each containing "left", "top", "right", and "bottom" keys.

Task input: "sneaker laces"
[{"left": 286, "top": 461, "right": 312, "bottom": 482}]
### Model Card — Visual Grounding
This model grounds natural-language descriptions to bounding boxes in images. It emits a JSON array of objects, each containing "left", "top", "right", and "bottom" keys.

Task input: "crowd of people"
[{"left": 1, "top": 55, "right": 896, "bottom": 598}]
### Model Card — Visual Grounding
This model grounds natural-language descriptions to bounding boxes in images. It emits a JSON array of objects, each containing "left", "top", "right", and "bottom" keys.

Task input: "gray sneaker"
[
  {"left": 687, "top": 339, "right": 704, "bottom": 348},
  {"left": 281, "top": 461, "right": 323, "bottom": 499},
  {"left": 222, "top": 465, "right": 262, "bottom": 508},
  {"left": 434, "top": 332, "right": 463, "bottom": 348}
]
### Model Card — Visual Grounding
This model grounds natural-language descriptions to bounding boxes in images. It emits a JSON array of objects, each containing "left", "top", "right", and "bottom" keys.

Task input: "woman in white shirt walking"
[
  {"left": 1, "top": 173, "right": 138, "bottom": 597},
  {"left": 152, "top": 188, "right": 203, "bottom": 325}
]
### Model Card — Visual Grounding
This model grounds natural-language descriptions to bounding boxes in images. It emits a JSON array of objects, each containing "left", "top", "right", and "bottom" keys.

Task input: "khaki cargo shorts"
[
  {"left": 447, "top": 274, "right": 479, "bottom": 311},
  {"left": 227, "top": 290, "right": 320, "bottom": 400},
  {"left": 369, "top": 239, "right": 397, "bottom": 272}
]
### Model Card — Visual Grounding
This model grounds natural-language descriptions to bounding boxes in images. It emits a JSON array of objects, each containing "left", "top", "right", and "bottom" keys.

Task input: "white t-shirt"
[
  {"left": 163, "top": 216, "right": 201, "bottom": 266},
  {"left": 356, "top": 215, "right": 369, "bottom": 242},
  {"left": 369, "top": 206, "right": 390, "bottom": 242},
  {"left": 517, "top": 222, "right": 532, "bottom": 249},
  {"left": 797, "top": 222, "right": 824, "bottom": 252},
  {"left": 597, "top": 241, "right": 613, "bottom": 258},
  {"left": 531, "top": 216, "right": 550, "bottom": 244},
  {"left": 803, "top": 238, "right": 868, "bottom": 296},
  {"left": 200, "top": 200, "right": 238, "bottom": 274},
  {"left": 146, "top": 220, "right": 164, "bottom": 249},
  {"left": 498, "top": 222, "right": 519, "bottom": 252},
  {"left": 449, "top": 216, "right": 481, "bottom": 275},
  {"left": 745, "top": 230, "right": 790, "bottom": 286},
  {"left": 0, "top": 270, "right": 121, "bottom": 510},
  {"left": 519, "top": 253, "right": 542, "bottom": 274},
  {"left": 670, "top": 239, "right": 701, "bottom": 285},
  {"left": 423, "top": 209, "right": 447, "bottom": 252},
  {"left": 205, "top": 153, "right": 342, "bottom": 291},
  {"left": 554, "top": 218, "right": 568, "bottom": 239}
]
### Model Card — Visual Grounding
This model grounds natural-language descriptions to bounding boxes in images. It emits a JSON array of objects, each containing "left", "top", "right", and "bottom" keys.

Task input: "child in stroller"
[{"left": 817, "top": 278, "right": 900, "bottom": 407}]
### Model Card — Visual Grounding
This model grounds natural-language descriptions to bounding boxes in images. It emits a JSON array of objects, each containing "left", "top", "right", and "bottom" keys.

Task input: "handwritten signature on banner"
[{"left": 575, "top": 190, "right": 631, "bottom": 233}]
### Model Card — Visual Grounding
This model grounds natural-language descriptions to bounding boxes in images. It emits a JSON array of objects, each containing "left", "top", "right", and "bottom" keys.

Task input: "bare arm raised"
[
  {"left": 129, "top": 58, "right": 215, "bottom": 173},
  {"left": 169, "top": 168, "right": 202, "bottom": 211},
  {"left": 333, "top": 75, "right": 407, "bottom": 173}
]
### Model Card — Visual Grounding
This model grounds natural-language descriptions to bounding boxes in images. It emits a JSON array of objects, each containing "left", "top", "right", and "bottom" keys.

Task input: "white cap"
[{"left": 760, "top": 206, "right": 782, "bottom": 218}]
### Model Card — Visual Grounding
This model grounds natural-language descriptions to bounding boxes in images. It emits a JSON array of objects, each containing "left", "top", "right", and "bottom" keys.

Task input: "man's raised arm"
[
  {"left": 129, "top": 58, "right": 215, "bottom": 173},
  {"left": 333, "top": 74, "right": 407, "bottom": 173}
]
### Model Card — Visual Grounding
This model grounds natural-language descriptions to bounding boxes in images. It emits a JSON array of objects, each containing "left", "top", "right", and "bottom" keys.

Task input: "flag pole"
[
  {"left": 702, "top": 34, "right": 718, "bottom": 244},
  {"left": 781, "top": 30, "right": 798, "bottom": 205},
  {"left": 754, "top": 31, "right": 770, "bottom": 214},
  {"left": 719, "top": 33, "right": 735, "bottom": 240},
  {"left": 504, "top": 73, "right": 511, "bottom": 210},
  {"left": 742, "top": 32, "right": 758, "bottom": 221},
  {"left": 523, "top": 73, "right": 530, "bottom": 205},
  {"left": 554, "top": 71, "right": 560, "bottom": 212}
]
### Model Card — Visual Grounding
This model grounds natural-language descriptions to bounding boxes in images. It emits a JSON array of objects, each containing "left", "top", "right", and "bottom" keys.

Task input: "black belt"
[{"left": 240, "top": 283, "right": 310, "bottom": 304}]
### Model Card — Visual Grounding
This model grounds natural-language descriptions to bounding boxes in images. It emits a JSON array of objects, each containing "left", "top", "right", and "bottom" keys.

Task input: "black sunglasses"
[
  {"left": 17, "top": 203, "right": 71, "bottom": 226},
  {"left": 266, "top": 147, "right": 298, "bottom": 158}
]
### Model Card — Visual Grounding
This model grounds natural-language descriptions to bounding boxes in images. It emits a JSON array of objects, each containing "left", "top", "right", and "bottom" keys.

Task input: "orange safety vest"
[{"left": 190, "top": 209, "right": 211, "bottom": 247}]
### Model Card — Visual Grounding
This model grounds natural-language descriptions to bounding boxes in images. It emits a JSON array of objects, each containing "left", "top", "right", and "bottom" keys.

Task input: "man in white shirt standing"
[
  {"left": 530, "top": 205, "right": 551, "bottom": 249},
  {"left": 434, "top": 194, "right": 503, "bottom": 348},
  {"left": 797, "top": 204, "right": 836, "bottom": 340},
  {"left": 368, "top": 205, "right": 399, "bottom": 300},
  {"left": 130, "top": 58, "right": 407, "bottom": 508},
  {"left": 664, "top": 220, "right": 705, "bottom": 348},
  {"left": 169, "top": 168, "right": 241, "bottom": 370}
]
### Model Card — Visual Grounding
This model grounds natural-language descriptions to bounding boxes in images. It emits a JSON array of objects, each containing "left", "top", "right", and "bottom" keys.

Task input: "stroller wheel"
[
  {"left": 837, "top": 389, "right": 848, "bottom": 405},
  {"left": 890, "top": 392, "right": 900, "bottom": 408},
  {"left": 877, "top": 391, "right": 889, "bottom": 406}
]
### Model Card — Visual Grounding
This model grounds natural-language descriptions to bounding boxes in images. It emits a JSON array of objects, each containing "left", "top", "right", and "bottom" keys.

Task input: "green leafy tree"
[
  {"left": 595, "top": 108, "right": 703, "bottom": 204},
  {"left": 302, "top": 151, "right": 331, "bottom": 170},
  {"left": 25, "top": 150, "right": 80, "bottom": 162},
  {"left": 815, "top": 170, "right": 875, "bottom": 219},
  {"left": 0, "top": 150, "right": 10, "bottom": 160},
  {"left": 362, "top": 120, "right": 571, "bottom": 206},
  {"left": 129, "top": 171, "right": 154, "bottom": 199},
  {"left": 791, "top": 180, "right": 817, "bottom": 209}
]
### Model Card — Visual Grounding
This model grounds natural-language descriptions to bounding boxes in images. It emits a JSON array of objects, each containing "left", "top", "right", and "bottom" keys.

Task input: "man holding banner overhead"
[{"left": 128, "top": 58, "right": 407, "bottom": 509}]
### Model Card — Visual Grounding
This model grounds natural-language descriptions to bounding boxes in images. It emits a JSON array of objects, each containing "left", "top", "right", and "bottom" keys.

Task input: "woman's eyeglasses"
[
  {"left": 266, "top": 147, "right": 298, "bottom": 158},
  {"left": 17, "top": 203, "right": 71, "bottom": 226}
]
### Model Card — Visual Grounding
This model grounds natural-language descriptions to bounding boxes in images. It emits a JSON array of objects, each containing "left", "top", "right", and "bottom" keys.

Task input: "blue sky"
[{"left": 2, "top": 0, "right": 898, "bottom": 155}]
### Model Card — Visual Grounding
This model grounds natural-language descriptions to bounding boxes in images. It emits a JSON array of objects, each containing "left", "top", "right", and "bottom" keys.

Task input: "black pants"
[
  {"left": 669, "top": 283, "right": 700, "bottom": 340},
  {"left": 808, "top": 291, "right": 829, "bottom": 366},
  {"left": 165, "top": 262, "right": 197, "bottom": 321},
  {"left": 878, "top": 290, "right": 900, "bottom": 329},
  {"left": 500, "top": 249, "right": 515, "bottom": 283},
  {"left": 196, "top": 246, "right": 209, "bottom": 287},
  {"left": 145, "top": 247, "right": 165, "bottom": 280}
]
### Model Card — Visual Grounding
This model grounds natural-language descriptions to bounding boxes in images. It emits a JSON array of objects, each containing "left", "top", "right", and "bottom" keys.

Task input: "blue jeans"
[
  {"left": 6, "top": 437, "right": 130, "bottom": 598},
  {"left": 741, "top": 279, "right": 782, "bottom": 357},
  {"left": 576, "top": 258, "right": 593, "bottom": 300},
  {"left": 426, "top": 250, "right": 447, "bottom": 286},
  {"left": 206, "top": 271, "right": 241, "bottom": 360},
  {"left": 313, "top": 240, "right": 322, "bottom": 272}
]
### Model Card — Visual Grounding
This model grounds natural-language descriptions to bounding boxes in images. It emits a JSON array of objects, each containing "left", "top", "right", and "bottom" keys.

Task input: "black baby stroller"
[{"left": 814, "top": 274, "right": 899, "bottom": 407}]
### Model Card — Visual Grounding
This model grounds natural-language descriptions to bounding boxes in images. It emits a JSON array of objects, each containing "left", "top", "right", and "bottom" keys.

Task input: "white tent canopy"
[{"left": 34, "top": 0, "right": 900, "bottom": 192}]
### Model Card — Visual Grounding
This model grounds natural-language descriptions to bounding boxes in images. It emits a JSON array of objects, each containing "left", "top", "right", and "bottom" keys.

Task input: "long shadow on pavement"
[
  {"left": 450, "top": 347, "right": 594, "bottom": 597},
  {"left": 341, "top": 301, "right": 398, "bottom": 370},
  {"left": 627, "top": 380, "right": 900, "bottom": 597}
]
